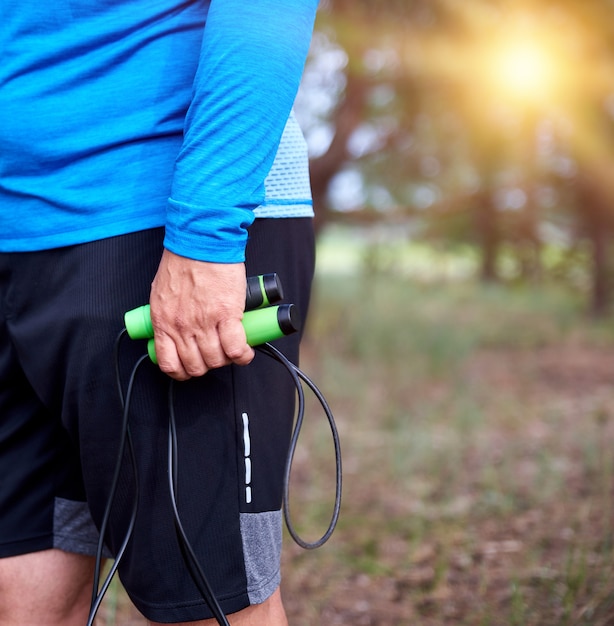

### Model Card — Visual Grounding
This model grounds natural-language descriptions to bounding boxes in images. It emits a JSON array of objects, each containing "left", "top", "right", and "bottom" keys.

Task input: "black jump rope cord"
[
  {"left": 87, "top": 331, "right": 144, "bottom": 626},
  {"left": 167, "top": 380, "right": 231, "bottom": 626},
  {"left": 88, "top": 330, "right": 342, "bottom": 626},
  {"left": 259, "top": 342, "right": 342, "bottom": 550}
]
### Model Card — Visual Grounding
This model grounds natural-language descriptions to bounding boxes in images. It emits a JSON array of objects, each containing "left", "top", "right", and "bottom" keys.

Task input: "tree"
[{"left": 300, "top": 0, "right": 614, "bottom": 312}]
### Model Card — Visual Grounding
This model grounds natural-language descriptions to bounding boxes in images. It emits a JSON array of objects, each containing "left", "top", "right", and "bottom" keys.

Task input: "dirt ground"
[{"left": 278, "top": 344, "right": 614, "bottom": 625}]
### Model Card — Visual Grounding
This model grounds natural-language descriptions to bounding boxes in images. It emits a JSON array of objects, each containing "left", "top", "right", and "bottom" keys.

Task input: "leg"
[
  {"left": 149, "top": 587, "right": 288, "bottom": 626},
  {"left": 0, "top": 255, "right": 106, "bottom": 626},
  {"left": 56, "top": 222, "right": 314, "bottom": 622},
  {"left": 94, "top": 223, "right": 312, "bottom": 622},
  {"left": 0, "top": 549, "right": 96, "bottom": 626}
]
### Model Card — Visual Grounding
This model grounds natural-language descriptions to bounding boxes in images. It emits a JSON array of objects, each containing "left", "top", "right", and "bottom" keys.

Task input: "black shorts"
[{"left": 0, "top": 218, "right": 315, "bottom": 622}]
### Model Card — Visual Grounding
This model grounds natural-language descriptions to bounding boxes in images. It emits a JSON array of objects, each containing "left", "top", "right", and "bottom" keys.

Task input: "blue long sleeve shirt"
[{"left": 0, "top": 0, "right": 317, "bottom": 262}]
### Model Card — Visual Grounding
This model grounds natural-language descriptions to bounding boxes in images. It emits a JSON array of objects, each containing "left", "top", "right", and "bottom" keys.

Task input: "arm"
[{"left": 150, "top": 0, "right": 318, "bottom": 380}]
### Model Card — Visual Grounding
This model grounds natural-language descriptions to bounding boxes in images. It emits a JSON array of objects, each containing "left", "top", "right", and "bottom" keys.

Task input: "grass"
[
  {"left": 280, "top": 242, "right": 614, "bottom": 625},
  {"left": 98, "top": 237, "right": 614, "bottom": 625}
]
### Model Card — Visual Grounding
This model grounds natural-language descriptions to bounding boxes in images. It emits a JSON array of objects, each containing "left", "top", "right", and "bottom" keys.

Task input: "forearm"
[{"left": 165, "top": 0, "right": 319, "bottom": 263}]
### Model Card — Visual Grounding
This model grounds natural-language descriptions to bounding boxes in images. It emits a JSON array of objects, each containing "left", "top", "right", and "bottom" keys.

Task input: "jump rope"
[{"left": 86, "top": 274, "right": 342, "bottom": 626}]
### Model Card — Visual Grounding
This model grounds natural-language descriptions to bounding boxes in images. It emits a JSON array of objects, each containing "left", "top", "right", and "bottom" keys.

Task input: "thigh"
[
  {"left": 0, "top": 253, "right": 104, "bottom": 559},
  {"left": 0, "top": 549, "right": 96, "bottom": 625},
  {"left": 0, "top": 231, "right": 165, "bottom": 570},
  {"left": 120, "top": 218, "right": 314, "bottom": 622}
]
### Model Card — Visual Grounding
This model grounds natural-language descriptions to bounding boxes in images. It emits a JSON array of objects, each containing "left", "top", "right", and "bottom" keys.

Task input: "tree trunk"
[
  {"left": 474, "top": 191, "right": 500, "bottom": 282},
  {"left": 575, "top": 167, "right": 614, "bottom": 317},
  {"left": 588, "top": 220, "right": 610, "bottom": 317}
]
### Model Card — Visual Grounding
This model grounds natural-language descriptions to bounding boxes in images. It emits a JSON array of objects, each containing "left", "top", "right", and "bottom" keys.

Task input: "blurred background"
[
  {"left": 104, "top": 1, "right": 614, "bottom": 624},
  {"left": 298, "top": 0, "right": 614, "bottom": 313},
  {"left": 286, "top": 1, "right": 614, "bottom": 624}
]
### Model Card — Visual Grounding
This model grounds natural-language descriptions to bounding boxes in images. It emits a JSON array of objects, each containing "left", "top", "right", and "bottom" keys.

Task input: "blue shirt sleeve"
[{"left": 164, "top": 0, "right": 318, "bottom": 263}]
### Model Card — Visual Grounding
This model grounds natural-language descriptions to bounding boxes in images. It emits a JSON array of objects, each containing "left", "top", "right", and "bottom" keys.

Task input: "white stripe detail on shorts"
[{"left": 242, "top": 412, "right": 252, "bottom": 504}]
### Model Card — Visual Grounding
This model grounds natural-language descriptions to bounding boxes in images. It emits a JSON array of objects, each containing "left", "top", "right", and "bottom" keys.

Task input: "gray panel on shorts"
[
  {"left": 53, "top": 497, "right": 112, "bottom": 557},
  {"left": 240, "top": 510, "right": 283, "bottom": 604}
]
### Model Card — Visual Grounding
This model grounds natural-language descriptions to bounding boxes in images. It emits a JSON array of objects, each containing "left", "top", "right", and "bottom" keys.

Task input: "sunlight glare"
[
  {"left": 491, "top": 39, "right": 558, "bottom": 104},
  {"left": 502, "top": 44, "right": 549, "bottom": 91}
]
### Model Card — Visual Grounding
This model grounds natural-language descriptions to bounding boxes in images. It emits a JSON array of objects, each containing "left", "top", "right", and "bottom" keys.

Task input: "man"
[{"left": 0, "top": 0, "right": 319, "bottom": 623}]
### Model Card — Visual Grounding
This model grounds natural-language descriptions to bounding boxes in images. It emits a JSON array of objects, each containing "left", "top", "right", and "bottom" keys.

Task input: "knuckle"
[
  {"left": 204, "top": 354, "right": 228, "bottom": 370},
  {"left": 185, "top": 362, "right": 208, "bottom": 377},
  {"left": 225, "top": 345, "right": 245, "bottom": 360},
  {"left": 158, "top": 361, "right": 189, "bottom": 381},
  {"left": 226, "top": 345, "right": 253, "bottom": 364}
]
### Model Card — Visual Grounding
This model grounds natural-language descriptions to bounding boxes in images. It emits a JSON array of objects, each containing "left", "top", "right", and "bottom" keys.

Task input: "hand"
[{"left": 149, "top": 250, "right": 255, "bottom": 380}]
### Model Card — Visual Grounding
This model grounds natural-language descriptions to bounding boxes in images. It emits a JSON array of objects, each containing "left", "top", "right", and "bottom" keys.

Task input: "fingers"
[
  {"left": 153, "top": 330, "right": 210, "bottom": 382},
  {"left": 153, "top": 318, "right": 255, "bottom": 381},
  {"left": 218, "top": 318, "right": 255, "bottom": 367}
]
